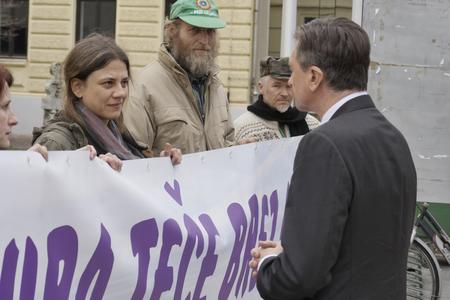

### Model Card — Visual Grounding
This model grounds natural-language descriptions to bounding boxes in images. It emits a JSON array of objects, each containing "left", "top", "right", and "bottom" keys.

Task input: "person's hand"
[
  {"left": 99, "top": 153, "right": 123, "bottom": 172},
  {"left": 27, "top": 144, "right": 48, "bottom": 161},
  {"left": 160, "top": 143, "right": 182, "bottom": 165},
  {"left": 259, "top": 240, "right": 283, "bottom": 257},
  {"left": 249, "top": 240, "right": 283, "bottom": 278},
  {"left": 237, "top": 137, "right": 257, "bottom": 145},
  {"left": 77, "top": 145, "right": 97, "bottom": 160}
]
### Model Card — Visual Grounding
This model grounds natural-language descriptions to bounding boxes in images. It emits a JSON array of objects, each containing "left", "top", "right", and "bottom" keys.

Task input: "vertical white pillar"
[
  {"left": 352, "top": 0, "right": 363, "bottom": 25},
  {"left": 280, "top": 0, "right": 298, "bottom": 57}
]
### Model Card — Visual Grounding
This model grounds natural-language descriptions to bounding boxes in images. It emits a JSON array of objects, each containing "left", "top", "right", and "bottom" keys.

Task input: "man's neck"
[
  {"left": 188, "top": 72, "right": 208, "bottom": 83},
  {"left": 316, "top": 89, "right": 361, "bottom": 119}
]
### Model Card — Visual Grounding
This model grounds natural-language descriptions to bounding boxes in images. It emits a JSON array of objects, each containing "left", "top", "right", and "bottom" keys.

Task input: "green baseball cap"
[{"left": 170, "top": 0, "right": 226, "bottom": 29}]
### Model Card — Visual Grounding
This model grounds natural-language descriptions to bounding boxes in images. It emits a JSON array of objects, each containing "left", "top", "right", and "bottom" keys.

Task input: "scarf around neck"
[
  {"left": 75, "top": 102, "right": 139, "bottom": 160},
  {"left": 247, "top": 95, "right": 310, "bottom": 137}
]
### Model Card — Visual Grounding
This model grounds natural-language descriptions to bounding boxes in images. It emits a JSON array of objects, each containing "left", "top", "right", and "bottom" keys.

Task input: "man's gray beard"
[
  {"left": 170, "top": 42, "right": 217, "bottom": 78},
  {"left": 275, "top": 103, "right": 291, "bottom": 113}
]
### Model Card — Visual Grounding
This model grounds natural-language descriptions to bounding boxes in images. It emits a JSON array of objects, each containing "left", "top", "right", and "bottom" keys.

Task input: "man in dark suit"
[{"left": 249, "top": 17, "right": 417, "bottom": 299}]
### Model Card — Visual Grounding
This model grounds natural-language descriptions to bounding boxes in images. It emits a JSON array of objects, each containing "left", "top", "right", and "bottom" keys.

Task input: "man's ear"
[
  {"left": 166, "top": 22, "right": 178, "bottom": 39},
  {"left": 257, "top": 79, "right": 264, "bottom": 95},
  {"left": 308, "top": 66, "right": 324, "bottom": 92},
  {"left": 70, "top": 78, "right": 85, "bottom": 98}
]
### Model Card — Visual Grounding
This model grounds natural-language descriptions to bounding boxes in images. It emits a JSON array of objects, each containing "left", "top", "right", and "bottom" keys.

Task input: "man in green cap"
[
  {"left": 234, "top": 56, "right": 319, "bottom": 144},
  {"left": 123, "top": 0, "right": 234, "bottom": 155}
]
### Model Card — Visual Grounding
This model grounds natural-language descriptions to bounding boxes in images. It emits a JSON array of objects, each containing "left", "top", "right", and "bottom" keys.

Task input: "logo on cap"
[{"left": 196, "top": 0, "right": 211, "bottom": 10}]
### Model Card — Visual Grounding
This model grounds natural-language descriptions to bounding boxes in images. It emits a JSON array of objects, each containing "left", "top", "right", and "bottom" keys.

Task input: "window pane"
[
  {"left": 99, "top": 2, "right": 116, "bottom": 37},
  {"left": 0, "top": 0, "right": 29, "bottom": 58},
  {"left": 165, "top": 0, "right": 177, "bottom": 18},
  {"left": 77, "top": 0, "right": 116, "bottom": 40}
]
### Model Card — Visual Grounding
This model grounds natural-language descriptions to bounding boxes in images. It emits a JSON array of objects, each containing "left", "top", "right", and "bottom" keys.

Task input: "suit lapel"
[{"left": 330, "top": 95, "right": 376, "bottom": 121}]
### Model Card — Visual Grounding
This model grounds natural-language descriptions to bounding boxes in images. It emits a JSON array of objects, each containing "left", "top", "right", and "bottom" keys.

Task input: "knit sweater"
[{"left": 234, "top": 111, "right": 320, "bottom": 143}]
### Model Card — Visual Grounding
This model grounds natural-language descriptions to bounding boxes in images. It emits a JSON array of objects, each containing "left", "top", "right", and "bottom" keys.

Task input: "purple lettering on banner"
[
  {"left": 20, "top": 237, "right": 38, "bottom": 300},
  {"left": 130, "top": 218, "right": 159, "bottom": 300},
  {"left": 250, "top": 194, "right": 269, "bottom": 292},
  {"left": 0, "top": 239, "right": 19, "bottom": 300},
  {"left": 259, "top": 194, "right": 269, "bottom": 242},
  {"left": 193, "top": 214, "right": 219, "bottom": 300},
  {"left": 219, "top": 203, "right": 247, "bottom": 300},
  {"left": 76, "top": 224, "right": 114, "bottom": 300},
  {"left": 269, "top": 191, "right": 279, "bottom": 240},
  {"left": 150, "top": 219, "right": 182, "bottom": 300},
  {"left": 43, "top": 225, "right": 78, "bottom": 300},
  {"left": 235, "top": 195, "right": 259, "bottom": 297},
  {"left": 164, "top": 180, "right": 182, "bottom": 206},
  {"left": 174, "top": 214, "right": 205, "bottom": 300}
]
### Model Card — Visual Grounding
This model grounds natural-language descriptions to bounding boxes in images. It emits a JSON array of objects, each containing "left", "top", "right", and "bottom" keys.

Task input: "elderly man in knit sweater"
[{"left": 234, "top": 57, "right": 319, "bottom": 143}]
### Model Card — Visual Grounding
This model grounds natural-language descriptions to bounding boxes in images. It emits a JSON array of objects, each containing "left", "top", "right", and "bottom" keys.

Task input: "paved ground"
[{"left": 442, "top": 265, "right": 450, "bottom": 299}]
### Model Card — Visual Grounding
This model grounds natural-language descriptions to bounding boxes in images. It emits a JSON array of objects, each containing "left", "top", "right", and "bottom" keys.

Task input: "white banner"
[{"left": 0, "top": 137, "right": 301, "bottom": 300}]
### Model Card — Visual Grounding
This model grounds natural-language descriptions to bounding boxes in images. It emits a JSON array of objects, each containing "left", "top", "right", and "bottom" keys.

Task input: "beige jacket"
[{"left": 123, "top": 44, "right": 235, "bottom": 154}]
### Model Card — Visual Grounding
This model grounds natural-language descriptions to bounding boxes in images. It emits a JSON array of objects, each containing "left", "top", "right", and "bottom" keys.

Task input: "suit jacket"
[{"left": 257, "top": 95, "right": 417, "bottom": 299}]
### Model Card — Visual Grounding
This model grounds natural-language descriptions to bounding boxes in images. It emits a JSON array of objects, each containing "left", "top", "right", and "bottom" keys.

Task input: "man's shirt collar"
[{"left": 320, "top": 91, "right": 368, "bottom": 125}]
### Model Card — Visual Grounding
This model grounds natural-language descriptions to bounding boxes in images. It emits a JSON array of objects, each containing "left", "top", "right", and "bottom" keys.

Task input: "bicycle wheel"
[{"left": 407, "top": 237, "right": 441, "bottom": 300}]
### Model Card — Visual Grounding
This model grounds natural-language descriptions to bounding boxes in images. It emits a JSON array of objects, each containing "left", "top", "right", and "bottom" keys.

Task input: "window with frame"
[
  {"left": 268, "top": 0, "right": 353, "bottom": 57},
  {"left": 76, "top": 0, "right": 116, "bottom": 41},
  {"left": 0, "top": 0, "right": 29, "bottom": 58},
  {"left": 165, "top": 0, "right": 177, "bottom": 18}
]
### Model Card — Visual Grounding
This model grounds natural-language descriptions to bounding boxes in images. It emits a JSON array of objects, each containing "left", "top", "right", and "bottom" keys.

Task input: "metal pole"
[
  {"left": 250, "top": 0, "right": 270, "bottom": 102},
  {"left": 352, "top": 0, "right": 363, "bottom": 25},
  {"left": 280, "top": 0, "right": 298, "bottom": 57}
]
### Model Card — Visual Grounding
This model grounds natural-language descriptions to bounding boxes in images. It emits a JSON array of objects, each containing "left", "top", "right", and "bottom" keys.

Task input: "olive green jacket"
[
  {"left": 32, "top": 114, "right": 147, "bottom": 158},
  {"left": 32, "top": 117, "right": 88, "bottom": 151},
  {"left": 123, "top": 44, "right": 235, "bottom": 155}
]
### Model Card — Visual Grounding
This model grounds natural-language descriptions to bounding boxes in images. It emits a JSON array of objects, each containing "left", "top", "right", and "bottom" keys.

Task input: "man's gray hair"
[
  {"left": 259, "top": 75, "right": 269, "bottom": 85},
  {"left": 163, "top": 18, "right": 181, "bottom": 44}
]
